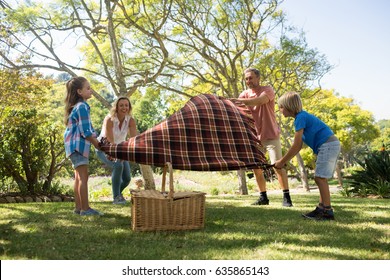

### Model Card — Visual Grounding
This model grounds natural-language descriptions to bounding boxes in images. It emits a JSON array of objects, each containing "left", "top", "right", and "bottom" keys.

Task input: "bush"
[
  {"left": 210, "top": 187, "right": 219, "bottom": 196},
  {"left": 345, "top": 150, "right": 390, "bottom": 198}
]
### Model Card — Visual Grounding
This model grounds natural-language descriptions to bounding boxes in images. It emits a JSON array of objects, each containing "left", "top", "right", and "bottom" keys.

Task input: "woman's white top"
[{"left": 98, "top": 115, "right": 131, "bottom": 144}]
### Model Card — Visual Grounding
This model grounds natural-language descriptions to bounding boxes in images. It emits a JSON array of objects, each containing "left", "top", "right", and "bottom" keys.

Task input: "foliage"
[
  {"left": 131, "top": 87, "right": 167, "bottom": 133},
  {"left": 1, "top": 0, "right": 336, "bottom": 190},
  {"left": 345, "top": 150, "right": 390, "bottom": 198},
  {"left": 296, "top": 89, "right": 380, "bottom": 169},
  {"left": 0, "top": 70, "right": 66, "bottom": 194},
  {"left": 371, "top": 119, "right": 390, "bottom": 152},
  {"left": 1, "top": 0, "right": 330, "bottom": 100},
  {"left": 0, "top": 194, "right": 389, "bottom": 260}
]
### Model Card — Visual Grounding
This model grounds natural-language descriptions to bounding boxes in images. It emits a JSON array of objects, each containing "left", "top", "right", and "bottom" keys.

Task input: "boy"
[{"left": 275, "top": 92, "right": 340, "bottom": 220}]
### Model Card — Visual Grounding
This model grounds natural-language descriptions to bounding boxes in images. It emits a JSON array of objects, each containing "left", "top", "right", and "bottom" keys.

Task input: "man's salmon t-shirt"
[{"left": 239, "top": 85, "right": 280, "bottom": 141}]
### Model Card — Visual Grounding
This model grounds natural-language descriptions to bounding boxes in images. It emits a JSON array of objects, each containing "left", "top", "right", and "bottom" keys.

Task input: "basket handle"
[{"left": 161, "top": 162, "right": 174, "bottom": 199}]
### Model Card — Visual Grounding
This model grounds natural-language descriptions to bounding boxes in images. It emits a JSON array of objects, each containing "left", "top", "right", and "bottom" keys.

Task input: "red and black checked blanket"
[{"left": 100, "top": 94, "right": 269, "bottom": 171}]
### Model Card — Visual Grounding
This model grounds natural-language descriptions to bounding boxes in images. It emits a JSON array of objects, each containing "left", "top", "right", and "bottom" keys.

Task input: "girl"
[
  {"left": 96, "top": 97, "right": 137, "bottom": 204},
  {"left": 275, "top": 92, "right": 341, "bottom": 220},
  {"left": 64, "top": 76, "right": 103, "bottom": 216}
]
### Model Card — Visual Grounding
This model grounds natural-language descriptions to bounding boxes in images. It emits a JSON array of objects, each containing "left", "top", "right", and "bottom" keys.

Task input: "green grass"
[{"left": 0, "top": 193, "right": 389, "bottom": 260}]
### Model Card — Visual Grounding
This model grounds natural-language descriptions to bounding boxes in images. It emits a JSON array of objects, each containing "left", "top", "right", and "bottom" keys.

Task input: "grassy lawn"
[{"left": 0, "top": 192, "right": 389, "bottom": 260}]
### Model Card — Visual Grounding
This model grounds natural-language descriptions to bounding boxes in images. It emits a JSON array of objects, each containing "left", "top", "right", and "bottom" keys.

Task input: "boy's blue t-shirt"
[{"left": 294, "top": 111, "right": 334, "bottom": 154}]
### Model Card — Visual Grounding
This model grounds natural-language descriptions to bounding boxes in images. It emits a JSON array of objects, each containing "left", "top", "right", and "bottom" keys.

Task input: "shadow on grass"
[{"left": 0, "top": 194, "right": 389, "bottom": 260}]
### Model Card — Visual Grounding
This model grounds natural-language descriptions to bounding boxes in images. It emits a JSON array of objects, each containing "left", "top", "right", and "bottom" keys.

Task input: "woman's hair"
[
  {"left": 64, "top": 76, "right": 88, "bottom": 125},
  {"left": 109, "top": 96, "right": 132, "bottom": 120},
  {"left": 278, "top": 91, "right": 303, "bottom": 115}
]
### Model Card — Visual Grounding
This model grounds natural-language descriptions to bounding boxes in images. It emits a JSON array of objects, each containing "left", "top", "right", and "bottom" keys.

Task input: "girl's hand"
[{"left": 94, "top": 143, "right": 101, "bottom": 151}]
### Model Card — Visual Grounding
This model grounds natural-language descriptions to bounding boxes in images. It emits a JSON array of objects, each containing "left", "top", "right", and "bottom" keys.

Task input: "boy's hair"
[
  {"left": 109, "top": 96, "right": 132, "bottom": 120},
  {"left": 64, "top": 76, "right": 88, "bottom": 125},
  {"left": 278, "top": 92, "right": 303, "bottom": 115},
  {"left": 244, "top": 68, "right": 260, "bottom": 77}
]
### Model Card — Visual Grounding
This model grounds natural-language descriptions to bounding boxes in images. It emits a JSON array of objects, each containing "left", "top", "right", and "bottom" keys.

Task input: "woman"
[{"left": 97, "top": 97, "right": 137, "bottom": 204}]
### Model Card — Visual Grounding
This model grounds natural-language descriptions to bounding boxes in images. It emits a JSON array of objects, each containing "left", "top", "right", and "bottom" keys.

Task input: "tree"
[
  {"left": 1, "top": 0, "right": 332, "bottom": 192},
  {"left": 131, "top": 87, "right": 167, "bottom": 133},
  {"left": 0, "top": 69, "right": 62, "bottom": 193},
  {"left": 371, "top": 119, "right": 390, "bottom": 152},
  {"left": 302, "top": 89, "right": 380, "bottom": 186}
]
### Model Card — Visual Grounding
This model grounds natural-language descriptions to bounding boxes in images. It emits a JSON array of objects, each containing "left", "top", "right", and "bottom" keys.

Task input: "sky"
[{"left": 280, "top": 0, "right": 390, "bottom": 121}]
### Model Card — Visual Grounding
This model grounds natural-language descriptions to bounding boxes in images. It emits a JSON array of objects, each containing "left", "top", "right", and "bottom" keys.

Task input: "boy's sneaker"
[
  {"left": 251, "top": 197, "right": 269, "bottom": 205},
  {"left": 113, "top": 195, "right": 126, "bottom": 205},
  {"left": 80, "top": 208, "right": 104, "bottom": 216},
  {"left": 318, "top": 208, "right": 335, "bottom": 221},
  {"left": 282, "top": 195, "right": 293, "bottom": 207},
  {"left": 302, "top": 207, "right": 335, "bottom": 221},
  {"left": 73, "top": 209, "right": 81, "bottom": 215},
  {"left": 302, "top": 207, "right": 323, "bottom": 220}
]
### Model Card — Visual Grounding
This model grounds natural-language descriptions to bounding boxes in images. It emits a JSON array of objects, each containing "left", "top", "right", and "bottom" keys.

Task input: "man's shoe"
[
  {"left": 251, "top": 197, "right": 269, "bottom": 205},
  {"left": 283, "top": 198, "right": 292, "bottom": 207},
  {"left": 282, "top": 197, "right": 293, "bottom": 207}
]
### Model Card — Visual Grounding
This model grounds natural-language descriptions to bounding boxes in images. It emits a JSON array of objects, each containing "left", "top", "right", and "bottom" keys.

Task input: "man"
[{"left": 235, "top": 68, "right": 292, "bottom": 207}]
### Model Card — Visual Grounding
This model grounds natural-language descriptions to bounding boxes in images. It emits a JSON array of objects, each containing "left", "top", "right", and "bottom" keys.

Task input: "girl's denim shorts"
[
  {"left": 69, "top": 152, "right": 89, "bottom": 169},
  {"left": 315, "top": 140, "right": 341, "bottom": 178}
]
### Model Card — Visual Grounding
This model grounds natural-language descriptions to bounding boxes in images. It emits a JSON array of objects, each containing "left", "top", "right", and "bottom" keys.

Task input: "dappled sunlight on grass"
[{"left": 1, "top": 193, "right": 389, "bottom": 260}]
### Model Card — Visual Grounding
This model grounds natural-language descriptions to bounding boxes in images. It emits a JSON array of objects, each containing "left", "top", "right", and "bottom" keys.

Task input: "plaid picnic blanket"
[{"left": 100, "top": 94, "right": 269, "bottom": 171}]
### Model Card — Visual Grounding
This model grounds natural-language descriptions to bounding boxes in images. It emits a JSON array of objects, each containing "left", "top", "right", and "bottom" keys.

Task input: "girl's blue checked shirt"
[{"left": 64, "top": 101, "right": 97, "bottom": 158}]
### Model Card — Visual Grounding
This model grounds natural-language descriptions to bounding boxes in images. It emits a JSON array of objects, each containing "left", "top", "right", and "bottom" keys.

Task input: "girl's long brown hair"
[{"left": 64, "top": 76, "right": 87, "bottom": 125}]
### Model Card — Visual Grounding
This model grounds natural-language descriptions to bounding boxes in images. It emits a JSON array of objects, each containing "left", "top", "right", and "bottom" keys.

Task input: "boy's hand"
[{"left": 274, "top": 160, "right": 285, "bottom": 169}]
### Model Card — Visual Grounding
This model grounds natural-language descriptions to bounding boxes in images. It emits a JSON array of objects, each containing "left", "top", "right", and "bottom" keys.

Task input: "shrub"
[
  {"left": 345, "top": 150, "right": 390, "bottom": 198},
  {"left": 210, "top": 187, "right": 219, "bottom": 196}
]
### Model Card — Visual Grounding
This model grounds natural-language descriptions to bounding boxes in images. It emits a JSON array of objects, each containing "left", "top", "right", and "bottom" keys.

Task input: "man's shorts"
[{"left": 260, "top": 138, "right": 283, "bottom": 164}]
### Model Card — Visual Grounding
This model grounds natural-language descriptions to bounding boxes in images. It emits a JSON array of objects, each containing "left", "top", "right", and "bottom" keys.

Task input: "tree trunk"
[
  {"left": 237, "top": 169, "right": 248, "bottom": 195},
  {"left": 296, "top": 153, "right": 310, "bottom": 192},
  {"left": 139, "top": 164, "right": 156, "bottom": 190},
  {"left": 335, "top": 160, "right": 343, "bottom": 187},
  {"left": 103, "top": 2, "right": 156, "bottom": 190}
]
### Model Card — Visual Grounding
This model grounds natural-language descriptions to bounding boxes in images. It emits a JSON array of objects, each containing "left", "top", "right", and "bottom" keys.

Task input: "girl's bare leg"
[{"left": 75, "top": 165, "right": 90, "bottom": 211}]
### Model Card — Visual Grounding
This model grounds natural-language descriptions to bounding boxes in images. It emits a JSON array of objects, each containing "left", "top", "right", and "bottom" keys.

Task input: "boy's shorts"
[
  {"left": 315, "top": 140, "right": 341, "bottom": 178},
  {"left": 69, "top": 152, "right": 89, "bottom": 169}
]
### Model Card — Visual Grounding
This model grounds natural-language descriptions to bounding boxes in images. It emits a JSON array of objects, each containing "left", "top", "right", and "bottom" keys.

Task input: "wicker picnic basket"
[{"left": 130, "top": 163, "right": 206, "bottom": 231}]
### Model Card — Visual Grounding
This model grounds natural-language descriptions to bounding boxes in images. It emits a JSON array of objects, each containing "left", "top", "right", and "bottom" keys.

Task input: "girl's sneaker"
[
  {"left": 73, "top": 209, "right": 81, "bottom": 215},
  {"left": 80, "top": 208, "right": 104, "bottom": 216}
]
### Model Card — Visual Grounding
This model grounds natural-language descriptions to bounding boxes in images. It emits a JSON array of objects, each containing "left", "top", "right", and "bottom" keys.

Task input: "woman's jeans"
[{"left": 96, "top": 150, "right": 131, "bottom": 199}]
